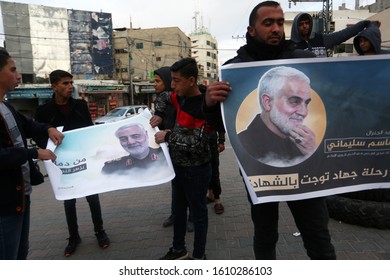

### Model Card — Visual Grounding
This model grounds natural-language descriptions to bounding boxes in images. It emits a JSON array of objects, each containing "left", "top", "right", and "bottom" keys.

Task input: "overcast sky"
[{"left": 0, "top": 0, "right": 375, "bottom": 64}]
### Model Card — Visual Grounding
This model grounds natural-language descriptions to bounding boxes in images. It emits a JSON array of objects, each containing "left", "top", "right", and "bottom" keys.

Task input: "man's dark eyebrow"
[
  {"left": 263, "top": 17, "right": 284, "bottom": 22},
  {"left": 288, "top": 96, "right": 311, "bottom": 104}
]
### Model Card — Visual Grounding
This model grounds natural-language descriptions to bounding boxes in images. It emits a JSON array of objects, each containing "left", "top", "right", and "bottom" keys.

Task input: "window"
[
  {"left": 155, "top": 57, "right": 162, "bottom": 62},
  {"left": 154, "top": 41, "right": 162, "bottom": 47},
  {"left": 115, "top": 49, "right": 128, "bottom": 54},
  {"left": 136, "top": 42, "right": 143, "bottom": 49},
  {"left": 207, "top": 51, "right": 211, "bottom": 57}
]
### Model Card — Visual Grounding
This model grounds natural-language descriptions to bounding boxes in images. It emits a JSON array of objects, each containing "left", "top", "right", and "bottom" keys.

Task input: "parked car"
[{"left": 94, "top": 105, "right": 148, "bottom": 124}]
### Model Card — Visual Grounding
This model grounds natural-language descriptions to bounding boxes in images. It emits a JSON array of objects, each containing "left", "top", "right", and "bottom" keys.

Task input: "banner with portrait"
[
  {"left": 44, "top": 109, "right": 175, "bottom": 200},
  {"left": 221, "top": 55, "right": 390, "bottom": 204}
]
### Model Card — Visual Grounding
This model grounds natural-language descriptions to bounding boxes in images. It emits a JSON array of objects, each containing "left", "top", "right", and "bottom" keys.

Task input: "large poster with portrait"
[
  {"left": 44, "top": 109, "right": 175, "bottom": 200},
  {"left": 221, "top": 55, "right": 390, "bottom": 204}
]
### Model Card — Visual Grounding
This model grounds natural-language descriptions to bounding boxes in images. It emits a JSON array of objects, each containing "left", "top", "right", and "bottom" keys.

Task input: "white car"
[{"left": 94, "top": 105, "right": 148, "bottom": 124}]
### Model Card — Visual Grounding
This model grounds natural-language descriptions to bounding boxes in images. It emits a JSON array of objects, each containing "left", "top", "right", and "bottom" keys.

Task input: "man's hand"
[
  {"left": 37, "top": 148, "right": 57, "bottom": 161},
  {"left": 48, "top": 127, "right": 64, "bottom": 145},
  {"left": 205, "top": 81, "right": 232, "bottom": 107},
  {"left": 371, "top": 20, "right": 381, "bottom": 27},
  {"left": 155, "top": 129, "right": 170, "bottom": 144},
  {"left": 217, "top": 143, "right": 225, "bottom": 153},
  {"left": 289, "top": 124, "right": 316, "bottom": 156},
  {"left": 150, "top": 115, "right": 163, "bottom": 128}
]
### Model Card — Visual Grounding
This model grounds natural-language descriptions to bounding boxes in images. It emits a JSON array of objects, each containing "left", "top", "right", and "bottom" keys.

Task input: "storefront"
[
  {"left": 132, "top": 82, "right": 156, "bottom": 111},
  {"left": 6, "top": 82, "right": 129, "bottom": 121},
  {"left": 75, "top": 82, "right": 128, "bottom": 121},
  {"left": 5, "top": 86, "right": 53, "bottom": 118}
]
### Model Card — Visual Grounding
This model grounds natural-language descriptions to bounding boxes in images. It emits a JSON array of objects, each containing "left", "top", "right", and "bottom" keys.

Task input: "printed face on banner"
[
  {"left": 235, "top": 66, "right": 326, "bottom": 168},
  {"left": 221, "top": 56, "right": 390, "bottom": 204},
  {"left": 45, "top": 109, "right": 175, "bottom": 200}
]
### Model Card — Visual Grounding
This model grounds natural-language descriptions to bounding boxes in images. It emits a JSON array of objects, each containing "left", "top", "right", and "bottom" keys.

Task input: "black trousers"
[
  {"left": 251, "top": 197, "right": 336, "bottom": 260},
  {"left": 64, "top": 194, "right": 103, "bottom": 237},
  {"left": 208, "top": 133, "right": 222, "bottom": 199}
]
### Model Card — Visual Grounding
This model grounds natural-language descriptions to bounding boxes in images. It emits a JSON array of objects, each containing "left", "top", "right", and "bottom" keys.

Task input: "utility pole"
[
  {"left": 126, "top": 32, "right": 134, "bottom": 105},
  {"left": 288, "top": 0, "right": 333, "bottom": 33},
  {"left": 322, "top": 0, "right": 333, "bottom": 33}
]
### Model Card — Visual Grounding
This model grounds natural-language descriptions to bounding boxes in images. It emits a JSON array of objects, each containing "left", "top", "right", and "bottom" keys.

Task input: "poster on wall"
[
  {"left": 220, "top": 55, "right": 390, "bottom": 204},
  {"left": 44, "top": 109, "right": 174, "bottom": 200}
]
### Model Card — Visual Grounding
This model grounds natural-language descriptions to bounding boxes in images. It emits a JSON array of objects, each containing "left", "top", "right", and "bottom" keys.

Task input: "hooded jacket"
[
  {"left": 155, "top": 89, "right": 212, "bottom": 167},
  {"left": 154, "top": 66, "right": 176, "bottom": 130},
  {"left": 353, "top": 23, "right": 390, "bottom": 55},
  {"left": 291, "top": 13, "right": 370, "bottom": 57}
]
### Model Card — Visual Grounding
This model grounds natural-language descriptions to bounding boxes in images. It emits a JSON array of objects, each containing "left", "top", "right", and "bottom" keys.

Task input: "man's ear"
[
  {"left": 261, "top": 93, "right": 272, "bottom": 112},
  {"left": 247, "top": 25, "right": 255, "bottom": 37},
  {"left": 189, "top": 76, "right": 196, "bottom": 86}
]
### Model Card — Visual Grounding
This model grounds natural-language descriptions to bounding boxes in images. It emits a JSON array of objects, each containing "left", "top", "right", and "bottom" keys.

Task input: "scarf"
[{"left": 238, "top": 33, "right": 294, "bottom": 61}]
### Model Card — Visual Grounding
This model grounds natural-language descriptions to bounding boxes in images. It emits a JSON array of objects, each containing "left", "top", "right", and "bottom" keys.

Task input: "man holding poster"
[
  {"left": 204, "top": 1, "right": 336, "bottom": 260},
  {"left": 0, "top": 48, "right": 63, "bottom": 260},
  {"left": 35, "top": 70, "right": 110, "bottom": 257}
]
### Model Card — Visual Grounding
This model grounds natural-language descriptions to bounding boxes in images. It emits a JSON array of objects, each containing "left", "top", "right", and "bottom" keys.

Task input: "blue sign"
[{"left": 6, "top": 88, "right": 53, "bottom": 99}]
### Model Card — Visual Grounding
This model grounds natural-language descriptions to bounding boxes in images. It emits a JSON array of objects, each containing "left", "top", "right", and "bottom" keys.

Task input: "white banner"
[{"left": 44, "top": 109, "right": 175, "bottom": 200}]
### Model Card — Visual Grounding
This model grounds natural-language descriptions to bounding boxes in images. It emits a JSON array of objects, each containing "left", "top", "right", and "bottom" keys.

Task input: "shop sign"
[{"left": 6, "top": 88, "right": 53, "bottom": 99}]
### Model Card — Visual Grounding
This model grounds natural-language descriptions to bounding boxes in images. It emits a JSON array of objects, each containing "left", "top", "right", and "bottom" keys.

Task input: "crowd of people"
[{"left": 1, "top": 1, "right": 388, "bottom": 260}]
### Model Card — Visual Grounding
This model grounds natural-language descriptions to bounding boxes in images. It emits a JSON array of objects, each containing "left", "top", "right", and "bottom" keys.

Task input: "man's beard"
[
  {"left": 124, "top": 144, "right": 147, "bottom": 157},
  {"left": 269, "top": 107, "right": 303, "bottom": 135}
]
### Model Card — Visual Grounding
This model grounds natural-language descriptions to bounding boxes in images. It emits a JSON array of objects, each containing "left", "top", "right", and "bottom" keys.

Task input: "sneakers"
[
  {"left": 95, "top": 230, "right": 110, "bottom": 249},
  {"left": 162, "top": 215, "right": 174, "bottom": 228},
  {"left": 160, "top": 247, "right": 188, "bottom": 260},
  {"left": 64, "top": 236, "right": 81, "bottom": 257},
  {"left": 190, "top": 254, "right": 207, "bottom": 260},
  {"left": 214, "top": 203, "right": 224, "bottom": 214}
]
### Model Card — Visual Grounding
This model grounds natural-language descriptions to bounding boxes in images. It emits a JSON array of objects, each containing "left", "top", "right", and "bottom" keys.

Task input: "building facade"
[
  {"left": 190, "top": 27, "right": 219, "bottom": 85},
  {"left": 0, "top": 1, "right": 114, "bottom": 82},
  {"left": 113, "top": 27, "right": 191, "bottom": 83},
  {"left": 0, "top": 1, "right": 127, "bottom": 118}
]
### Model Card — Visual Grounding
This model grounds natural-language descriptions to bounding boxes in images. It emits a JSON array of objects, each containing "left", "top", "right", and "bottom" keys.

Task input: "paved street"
[{"left": 28, "top": 141, "right": 390, "bottom": 260}]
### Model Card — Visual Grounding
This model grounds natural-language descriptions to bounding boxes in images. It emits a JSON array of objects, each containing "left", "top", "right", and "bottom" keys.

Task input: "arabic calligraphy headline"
[
  {"left": 249, "top": 168, "right": 389, "bottom": 191},
  {"left": 325, "top": 137, "right": 390, "bottom": 153}
]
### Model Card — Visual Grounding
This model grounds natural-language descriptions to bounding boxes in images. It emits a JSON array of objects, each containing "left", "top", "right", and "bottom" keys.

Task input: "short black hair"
[
  {"left": 298, "top": 14, "right": 311, "bottom": 22},
  {"left": 49, "top": 69, "right": 73, "bottom": 84},
  {"left": 249, "top": 1, "right": 281, "bottom": 26},
  {"left": 0, "top": 47, "right": 11, "bottom": 70},
  {"left": 170, "top": 57, "right": 198, "bottom": 79}
]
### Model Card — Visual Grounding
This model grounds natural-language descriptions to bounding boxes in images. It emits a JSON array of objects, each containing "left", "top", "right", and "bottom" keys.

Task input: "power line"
[{"left": 0, "top": 32, "right": 236, "bottom": 53}]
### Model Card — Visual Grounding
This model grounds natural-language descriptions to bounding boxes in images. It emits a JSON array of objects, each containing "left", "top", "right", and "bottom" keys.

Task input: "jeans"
[
  {"left": 172, "top": 163, "right": 211, "bottom": 259},
  {"left": 64, "top": 194, "right": 103, "bottom": 237},
  {"left": 251, "top": 197, "right": 336, "bottom": 260},
  {"left": 0, "top": 195, "right": 30, "bottom": 260}
]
